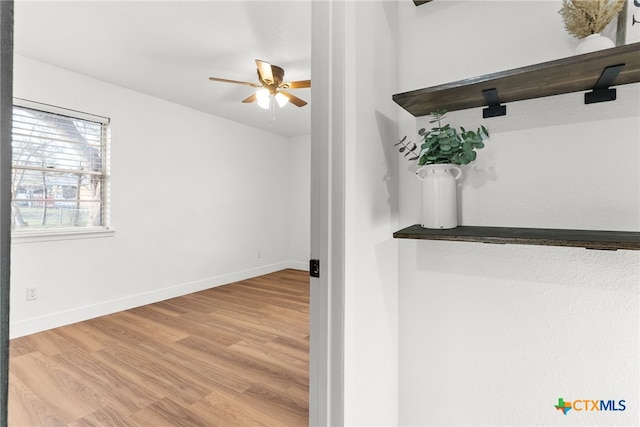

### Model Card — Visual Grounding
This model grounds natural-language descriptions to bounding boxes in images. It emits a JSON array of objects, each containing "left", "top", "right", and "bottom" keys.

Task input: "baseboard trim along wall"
[{"left": 10, "top": 261, "right": 309, "bottom": 339}]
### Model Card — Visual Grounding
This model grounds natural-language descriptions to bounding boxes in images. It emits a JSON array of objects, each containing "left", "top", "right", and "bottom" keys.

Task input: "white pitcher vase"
[
  {"left": 416, "top": 164, "right": 462, "bottom": 229},
  {"left": 575, "top": 33, "right": 615, "bottom": 55}
]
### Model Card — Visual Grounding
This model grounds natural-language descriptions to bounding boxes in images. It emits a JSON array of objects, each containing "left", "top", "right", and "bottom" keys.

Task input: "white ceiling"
[{"left": 14, "top": 1, "right": 312, "bottom": 137}]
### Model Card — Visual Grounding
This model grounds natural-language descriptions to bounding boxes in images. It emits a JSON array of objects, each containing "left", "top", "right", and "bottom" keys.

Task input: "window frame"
[{"left": 10, "top": 99, "right": 113, "bottom": 243}]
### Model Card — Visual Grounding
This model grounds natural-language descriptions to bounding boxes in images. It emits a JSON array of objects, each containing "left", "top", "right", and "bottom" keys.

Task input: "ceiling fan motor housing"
[{"left": 258, "top": 65, "right": 285, "bottom": 93}]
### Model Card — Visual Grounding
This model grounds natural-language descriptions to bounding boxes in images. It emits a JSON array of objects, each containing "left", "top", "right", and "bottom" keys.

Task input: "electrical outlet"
[{"left": 26, "top": 287, "right": 37, "bottom": 301}]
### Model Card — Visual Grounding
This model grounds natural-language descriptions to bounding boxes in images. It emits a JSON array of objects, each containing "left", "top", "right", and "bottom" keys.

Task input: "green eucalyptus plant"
[{"left": 395, "top": 109, "right": 489, "bottom": 165}]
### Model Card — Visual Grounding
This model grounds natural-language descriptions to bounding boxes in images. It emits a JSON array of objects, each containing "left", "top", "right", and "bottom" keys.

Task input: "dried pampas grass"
[{"left": 559, "top": 0, "right": 625, "bottom": 38}]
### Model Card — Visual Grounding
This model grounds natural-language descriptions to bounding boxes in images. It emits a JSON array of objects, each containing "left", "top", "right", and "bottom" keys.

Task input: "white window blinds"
[{"left": 11, "top": 100, "right": 110, "bottom": 231}]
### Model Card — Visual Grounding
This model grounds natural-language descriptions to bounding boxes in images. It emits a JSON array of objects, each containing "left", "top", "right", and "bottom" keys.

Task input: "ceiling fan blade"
[
  {"left": 241, "top": 93, "right": 258, "bottom": 103},
  {"left": 209, "top": 77, "right": 262, "bottom": 88},
  {"left": 280, "top": 91, "right": 308, "bottom": 107},
  {"left": 281, "top": 80, "right": 311, "bottom": 89},
  {"left": 255, "top": 59, "right": 274, "bottom": 85}
]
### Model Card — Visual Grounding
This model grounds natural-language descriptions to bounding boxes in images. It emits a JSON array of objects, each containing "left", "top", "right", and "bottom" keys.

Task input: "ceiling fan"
[{"left": 209, "top": 59, "right": 311, "bottom": 110}]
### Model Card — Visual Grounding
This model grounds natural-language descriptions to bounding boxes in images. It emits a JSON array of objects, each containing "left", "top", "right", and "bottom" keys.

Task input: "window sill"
[{"left": 11, "top": 227, "right": 115, "bottom": 244}]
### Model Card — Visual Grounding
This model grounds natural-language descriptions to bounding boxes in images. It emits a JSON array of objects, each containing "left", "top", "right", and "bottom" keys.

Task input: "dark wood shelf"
[
  {"left": 413, "top": 0, "right": 433, "bottom": 5},
  {"left": 393, "top": 224, "right": 640, "bottom": 251},
  {"left": 393, "top": 42, "right": 640, "bottom": 117},
  {"left": 393, "top": 44, "right": 640, "bottom": 249}
]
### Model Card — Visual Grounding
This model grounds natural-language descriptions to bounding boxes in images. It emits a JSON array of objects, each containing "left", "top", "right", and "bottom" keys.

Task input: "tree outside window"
[{"left": 11, "top": 102, "right": 109, "bottom": 231}]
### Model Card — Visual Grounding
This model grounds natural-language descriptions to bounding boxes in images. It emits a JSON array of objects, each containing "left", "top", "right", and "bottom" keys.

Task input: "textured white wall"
[
  {"left": 10, "top": 55, "right": 310, "bottom": 337},
  {"left": 398, "top": 1, "right": 640, "bottom": 426},
  {"left": 342, "top": 1, "right": 400, "bottom": 425}
]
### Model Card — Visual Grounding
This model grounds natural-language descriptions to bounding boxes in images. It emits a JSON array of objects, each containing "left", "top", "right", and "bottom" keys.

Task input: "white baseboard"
[
  {"left": 286, "top": 260, "right": 309, "bottom": 271},
  {"left": 10, "top": 261, "right": 301, "bottom": 339}
]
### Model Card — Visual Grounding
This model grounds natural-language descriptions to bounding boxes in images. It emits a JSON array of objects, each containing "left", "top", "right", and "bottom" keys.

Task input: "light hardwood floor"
[{"left": 8, "top": 269, "right": 309, "bottom": 426}]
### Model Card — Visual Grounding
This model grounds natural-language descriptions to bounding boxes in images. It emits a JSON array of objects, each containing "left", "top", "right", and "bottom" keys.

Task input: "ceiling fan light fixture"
[
  {"left": 274, "top": 92, "right": 289, "bottom": 108},
  {"left": 208, "top": 60, "right": 309, "bottom": 111},
  {"left": 256, "top": 88, "right": 271, "bottom": 109}
]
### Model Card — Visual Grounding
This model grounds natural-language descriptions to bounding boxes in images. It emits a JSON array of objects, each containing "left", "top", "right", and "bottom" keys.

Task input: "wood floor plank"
[
  {"left": 184, "top": 291, "right": 271, "bottom": 320},
  {"left": 188, "top": 399, "right": 279, "bottom": 427},
  {"left": 8, "top": 337, "right": 36, "bottom": 360},
  {"left": 8, "top": 269, "right": 310, "bottom": 426},
  {"left": 52, "top": 348, "right": 163, "bottom": 415},
  {"left": 266, "top": 336, "right": 310, "bottom": 363},
  {"left": 181, "top": 310, "right": 280, "bottom": 344},
  {"left": 93, "top": 341, "right": 210, "bottom": 406},
  {"left": 12, "top": 330, "right": 78, "bottom": 358},
  {"left": 217, "top": 284, "right": 308, "bottom": 311},
  {"left": 130, "top": 397, "right": 212, "bottom": 427},
  {"left": 178, "top": 335, "right": 309, "bottom": 390},
  {"left": 69, "top": 405, "right": 141, "bottom": 427},
  {"left": 127, "top": 305, "right": 243, "bottom": 346},
  {"left": 10, "top": 352, "right": 103, "bottom": 420},
  {"left": 50, "top": 323, "right": 107, "bottom": 354},
  {"left": 203, "top": 387, "right": 297, "bottom": 427},
  {"left": 135, "top": 339, "right": 253, "bottom": 394},
  {"left": 157, "top": 291, "right": 232, "bottom": 314},
  {"left": 205, "top": 309, "right": 308, "bottom": 341},
  {"left": 8, "top": 374, "right": 73, "bottom": 426},
  {"left": 243, "top": 383, "right": 309, "bottom": 422},
  {"left": 229, "top": 339, "right": 309, "bottom": 375},
  {"left": 106, "top": 310, "right": 191, "bottom": 343},
  {"left": 205, "top": 385, "right": 308, "bottom": 426}
]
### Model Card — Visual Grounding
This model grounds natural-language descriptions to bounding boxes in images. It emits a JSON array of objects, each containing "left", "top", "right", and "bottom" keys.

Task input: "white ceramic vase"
[
  {"left": 416, "top": 164, "right": 462, "bottom": 229},
  {"left": 575, "top": 33, "right": 615, "bottom": 55}
]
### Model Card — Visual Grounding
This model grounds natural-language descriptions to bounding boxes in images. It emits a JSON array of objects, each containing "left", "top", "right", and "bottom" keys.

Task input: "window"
[{"left": 11, "top": 100, "right": 110, "bottom": 233}]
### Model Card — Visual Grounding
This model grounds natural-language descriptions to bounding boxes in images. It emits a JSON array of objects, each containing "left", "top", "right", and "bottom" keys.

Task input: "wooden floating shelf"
[
  {"left": 393, "top": 44, "right": 640, "bottom": 250},
  {"left": 393, "top": 224, "right": 640, "bottom": 251},
  {"left": 413, "top": 0, "right": 433, "bottom": 5},
  {"left": 393, "top": 42, "right": 640, "bottom": 117}
]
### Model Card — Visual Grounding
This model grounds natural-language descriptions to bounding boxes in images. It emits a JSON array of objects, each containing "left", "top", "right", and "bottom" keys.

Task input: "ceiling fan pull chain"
[{"left": 269, "top": 95, "right": 276, "bottom": 123}]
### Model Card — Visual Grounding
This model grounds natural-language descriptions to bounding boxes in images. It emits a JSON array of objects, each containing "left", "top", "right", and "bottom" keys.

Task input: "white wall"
[
  {"left": 10, "top": 55, "right": 310, "bottom": 338},
  {"left": 287, "top": 133, "right": 311, "bottom": 268},
  {"left": 309, "top": 0, "right": 401, "bottom": 425},
  {"left": 398, "top": 1, "right": 639, "bottom": 426},
  {"left": 342, "top": 1, "right": 400, "bottom": 425}
]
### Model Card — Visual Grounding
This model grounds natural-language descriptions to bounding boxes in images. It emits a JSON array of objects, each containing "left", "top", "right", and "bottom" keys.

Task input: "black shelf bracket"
[
  {"left": 585, "top": 63, "right": 625, "bottom": 104},
  {"left": 482, "top": 88, "right": 507, "bottom": 118}
]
